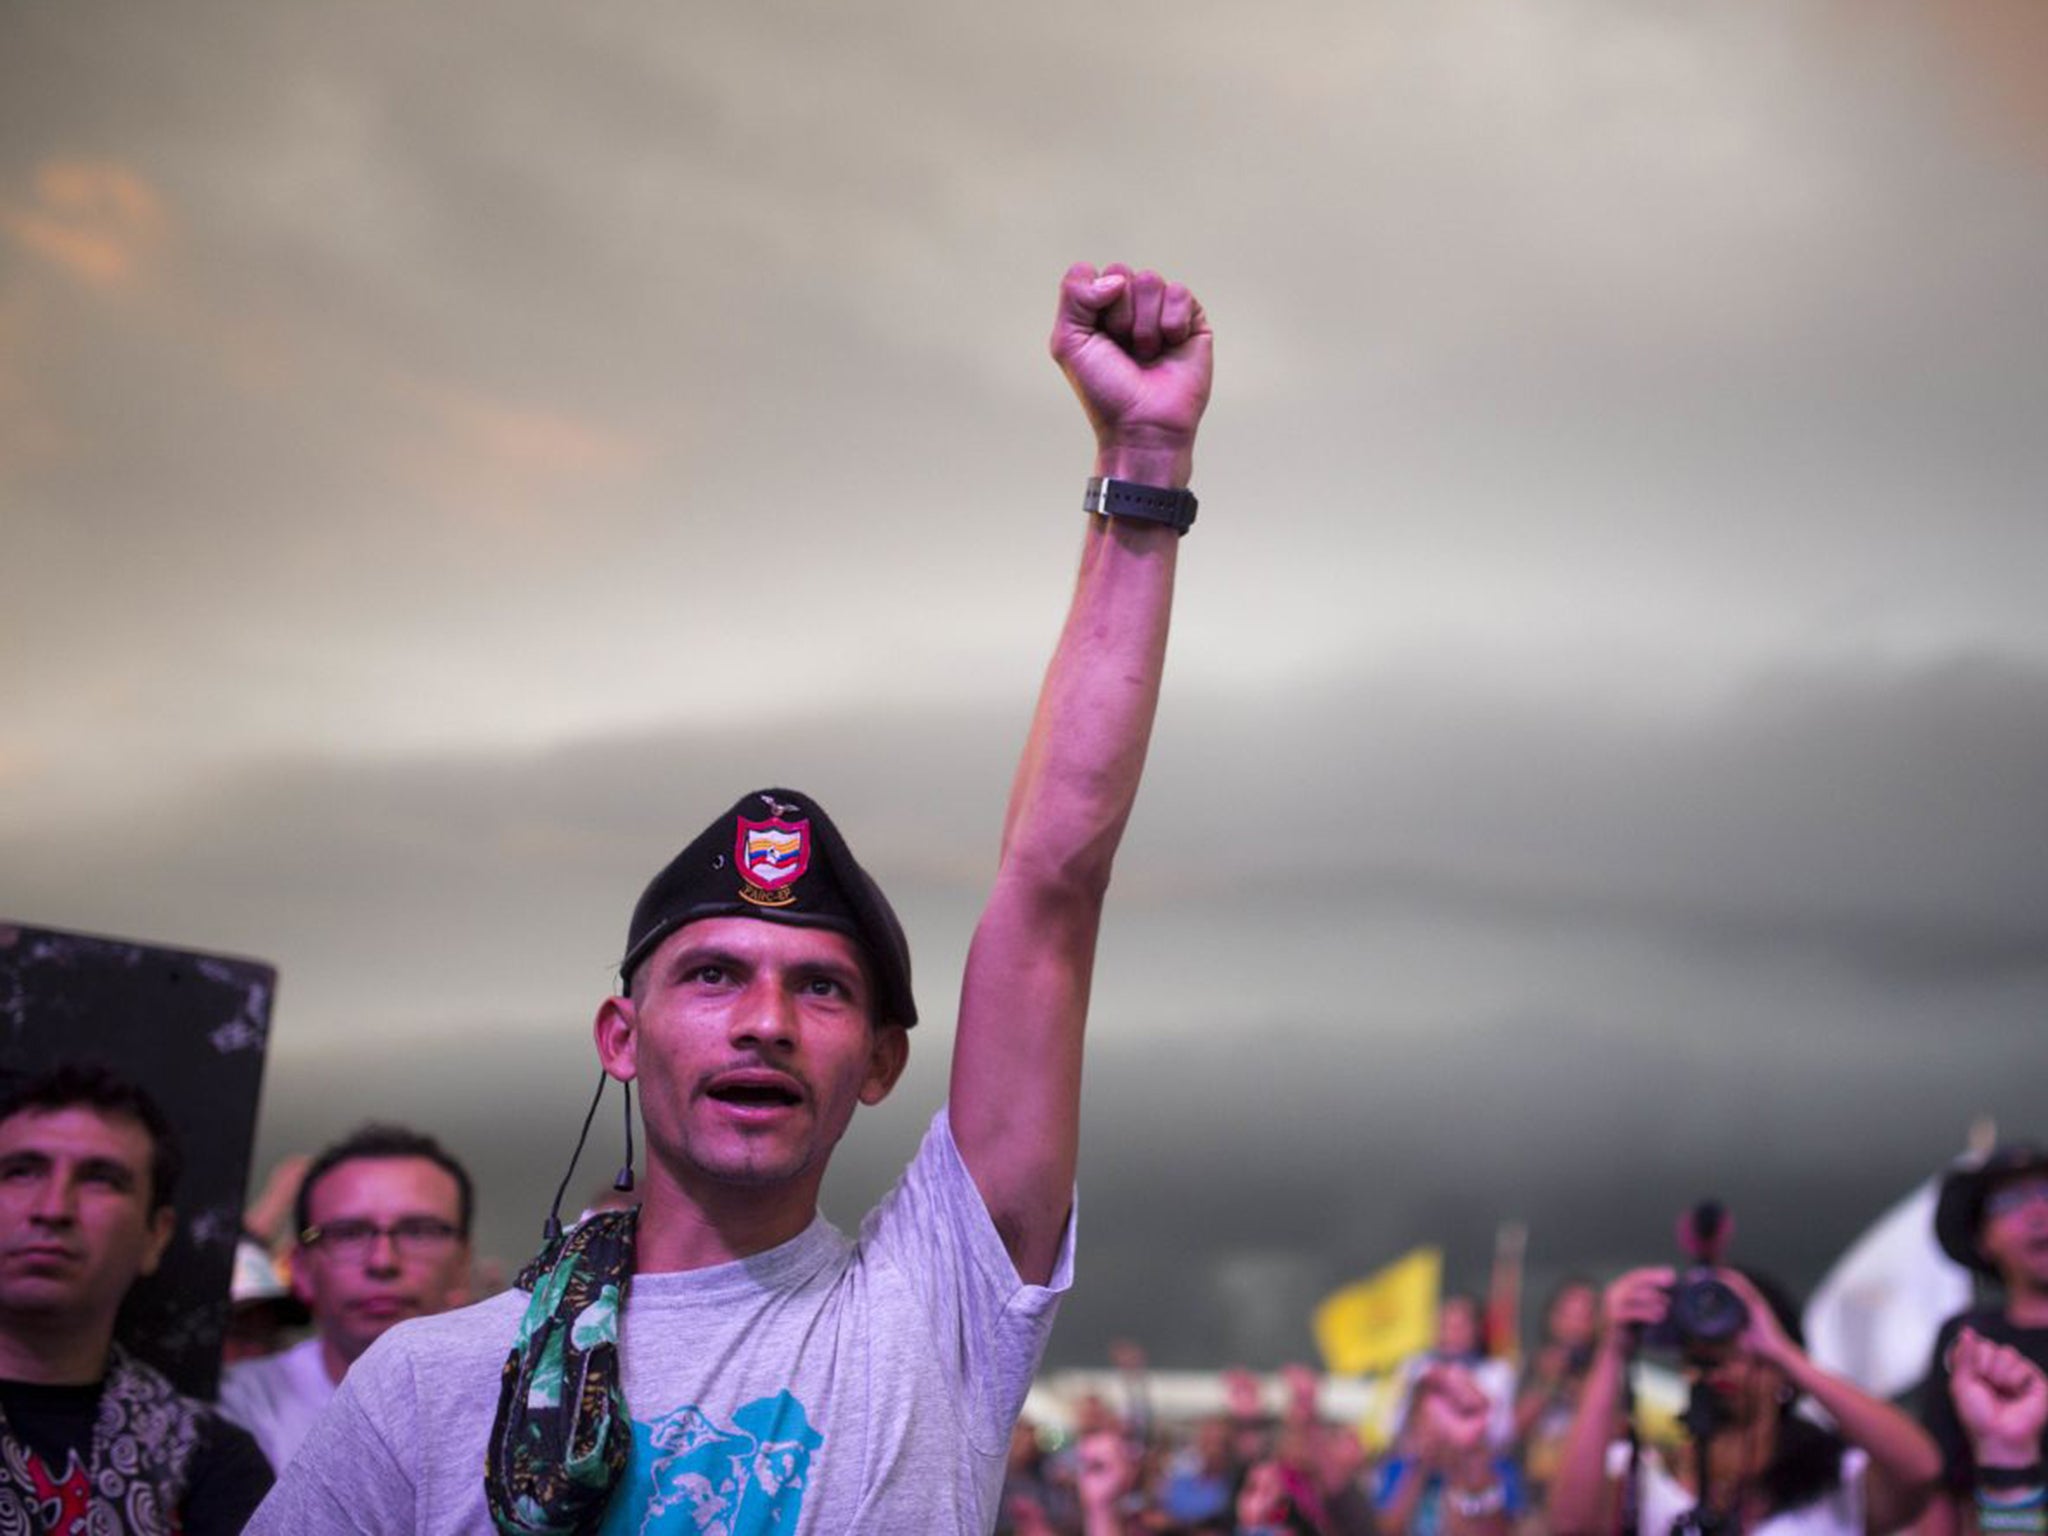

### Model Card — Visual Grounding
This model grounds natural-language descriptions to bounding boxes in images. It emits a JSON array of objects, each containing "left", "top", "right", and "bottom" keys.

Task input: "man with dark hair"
[
  {"left": 1918, "top": 1144, "right": 2048, "bottom": 1536},
  {"left": 0, "top": 1062, "right": 273, "bottom": 1531},
  {"left": 249, "top": 261, "right": 1213, "bottom": 1533},
  {"left": 220, "top": 1123, "right": 474, "bottom": 1473}
]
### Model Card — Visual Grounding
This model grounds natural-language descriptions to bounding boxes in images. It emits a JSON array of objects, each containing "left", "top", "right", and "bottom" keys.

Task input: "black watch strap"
[
  {"left": 1979, "top": 1465, "right": 2047, "bottom": 1491},
  {"left": 1084, "top": 476, "right": 1198, "bottom": 536}
]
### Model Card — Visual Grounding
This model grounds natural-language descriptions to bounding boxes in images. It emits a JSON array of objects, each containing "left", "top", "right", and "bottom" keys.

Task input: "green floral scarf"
[{"left": 484, "top": 1208, "right": 637, "bottom": 1536}]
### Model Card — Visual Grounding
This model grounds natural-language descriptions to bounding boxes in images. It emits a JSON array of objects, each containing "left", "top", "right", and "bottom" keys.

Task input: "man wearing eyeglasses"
[{"left": 220, "top": 1124, "right": 474, "bottom": 1473}]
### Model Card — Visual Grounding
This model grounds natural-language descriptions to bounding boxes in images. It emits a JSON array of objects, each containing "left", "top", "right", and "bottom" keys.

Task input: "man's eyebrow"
[
  {"left": 77, "top": 1157, "right": 139, "bottom": 1187},
  {"left": 0, "top": 1150, "right": 52, "bottom": 1170},
  {"left": 665, "top": 944, "right": 750, "bottom": 976}
]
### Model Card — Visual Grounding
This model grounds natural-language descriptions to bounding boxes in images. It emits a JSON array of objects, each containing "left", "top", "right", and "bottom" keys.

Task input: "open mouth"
[{"left": 706, "top": 1076, "right": 804, "bottom": 1109}]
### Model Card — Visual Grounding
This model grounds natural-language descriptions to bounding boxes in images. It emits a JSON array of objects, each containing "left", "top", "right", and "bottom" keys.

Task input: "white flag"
[{"left": 1803, "top": 1177, "right": 1974, "bottom": 1399}]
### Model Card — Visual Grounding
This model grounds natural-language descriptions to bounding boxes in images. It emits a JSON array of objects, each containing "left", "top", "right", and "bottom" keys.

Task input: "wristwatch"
[{"left": 1084, "top": 476, "right": 1198, "bottom": 536}]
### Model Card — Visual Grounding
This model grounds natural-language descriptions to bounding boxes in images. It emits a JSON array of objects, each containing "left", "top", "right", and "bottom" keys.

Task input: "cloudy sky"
[{"left": 5, "top": 0, "right": 2046, "bottom": 1368}]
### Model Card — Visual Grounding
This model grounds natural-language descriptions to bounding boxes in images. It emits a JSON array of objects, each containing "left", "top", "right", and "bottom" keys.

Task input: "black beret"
[{"left": 620, "top": 788, "right": 917, "bottom": 1029}]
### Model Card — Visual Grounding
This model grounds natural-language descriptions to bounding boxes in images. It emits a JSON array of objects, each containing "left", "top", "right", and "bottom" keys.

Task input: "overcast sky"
[{"left": 5, "top": 0, "right": 2046, "bottom": 1367}]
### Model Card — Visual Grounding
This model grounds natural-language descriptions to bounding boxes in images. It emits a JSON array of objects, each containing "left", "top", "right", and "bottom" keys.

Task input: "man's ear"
[
  {"left": 859, "top": 1024, "right": 911, "bottom": 1106},
  {"left": 139, "top": 1206, "right": 176, "bottom": 1278},
  {"left": 594, "top": 994, "right": 639, "bottom": 1082}
]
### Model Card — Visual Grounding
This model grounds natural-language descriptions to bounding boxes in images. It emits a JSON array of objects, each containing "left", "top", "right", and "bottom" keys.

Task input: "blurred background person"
[
  {"left": 1514, "top": 1276, "right": 1601, "bottom": 1529},
  {"left": 1919, "top": 1144, "right": 2048, "bottom": 1536},
  {"left": 219, "top": 1123, "right": 473, "bottom": 1473},
  {"left": 1550, "top": 1266, "right": 1939, "bottom": 1536}
]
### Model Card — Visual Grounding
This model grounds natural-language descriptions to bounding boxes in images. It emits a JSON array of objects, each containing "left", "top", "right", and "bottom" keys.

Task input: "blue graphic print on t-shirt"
[{"left": 600, "top": 1391, "right": 823, "bottom": 1534}]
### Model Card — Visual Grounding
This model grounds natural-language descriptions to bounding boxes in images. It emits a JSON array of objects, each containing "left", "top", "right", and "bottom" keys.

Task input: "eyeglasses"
[
  {"left": 298, "top": 1217, "right": 462, "bottom": 1259},
  {"left": 1985, "top": 1179, "right": 2048, "bottom": 1220}
]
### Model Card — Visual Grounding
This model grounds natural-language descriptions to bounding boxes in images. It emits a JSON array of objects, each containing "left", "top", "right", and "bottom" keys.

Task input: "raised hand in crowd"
[
  {"left": 1049, "top": 262, "right": 1212, "bottom": 488},
  {"left": 1413, "top": 1364, "right": 1495, "bottom": 1464},
  {"left": 1380, "top": 1363, "right": 1512, "bottom": 1536},
  {"left": 1948, "top": 1327, "right": 2048, "bottom": 1472},
  {"left": 241, "top": 1154, "right": 310, "bottom": 1247}
]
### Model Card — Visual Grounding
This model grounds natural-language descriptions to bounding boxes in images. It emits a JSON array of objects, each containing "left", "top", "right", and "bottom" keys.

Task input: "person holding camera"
[{"left": 1549, "top": 1267, "right": 1941, "bottom": 1536}]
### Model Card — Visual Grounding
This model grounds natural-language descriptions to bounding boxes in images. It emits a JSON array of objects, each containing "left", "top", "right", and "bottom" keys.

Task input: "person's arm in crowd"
[
  {"left": 950, "top": 262, "right": 1212, "bottom": 1285},
  {"left": 1909, "top": 1316, "right": 1972, "bottom": 1536},
  {"left": 1716, "top": 1270, "right": 1943, "bottom": 1534},
  {"left": 1550, "top": 1267, "right": 1671, "bottom": 1536},
  {"left": 1379, "top": 1452, "right": 1431, "bottom": 1536},
  {"left": 1949, "top": 1328, "right": 2048, "bottom": 1536},
  {"left": 242, "top": 1154, "right": 310, "bottom": 1248},
  {"left": 1420, "top": 1364, "right": 1515, "bottom": 1536}
]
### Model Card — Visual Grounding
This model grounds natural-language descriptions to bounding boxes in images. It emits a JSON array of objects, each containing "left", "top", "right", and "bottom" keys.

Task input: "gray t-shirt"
[{"left": 246, "top": 1107, "right": 1072, "bottom": 1534}]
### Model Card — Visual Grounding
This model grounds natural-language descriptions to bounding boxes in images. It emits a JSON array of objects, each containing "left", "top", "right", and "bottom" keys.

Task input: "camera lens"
[{"left": 1670, "top": 1274, "right": 1747, "bottom": 1344}]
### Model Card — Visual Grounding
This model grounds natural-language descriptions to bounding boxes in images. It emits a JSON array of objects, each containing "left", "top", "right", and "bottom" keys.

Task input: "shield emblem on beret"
[{"left": 736, "top": 816, "right": 809, "bottom": 905}]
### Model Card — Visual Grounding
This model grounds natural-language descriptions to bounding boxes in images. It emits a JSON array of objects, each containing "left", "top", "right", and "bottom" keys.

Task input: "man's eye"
[
  {"left": 324, "top": 1221, "right": 377, "bottom": 1244},
  {"left": 393, "top": 1219, "right": 458, "bottom": 1243},
  {"left": 687, "top": 964, "right": 728, "bottom": 985}
]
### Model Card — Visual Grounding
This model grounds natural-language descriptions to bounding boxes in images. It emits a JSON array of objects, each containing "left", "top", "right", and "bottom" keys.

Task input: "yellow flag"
[{"left": 1312, "top": 1246, "right": 1443, "bottom": 1376}]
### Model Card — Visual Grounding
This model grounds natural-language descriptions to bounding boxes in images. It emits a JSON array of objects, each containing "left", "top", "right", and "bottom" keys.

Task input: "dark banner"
[{"left": 1, "top": 922, "right": 275, "bottom": 1400}]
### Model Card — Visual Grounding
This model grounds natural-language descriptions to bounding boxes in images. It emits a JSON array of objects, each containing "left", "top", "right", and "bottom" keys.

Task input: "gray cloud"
[
  {"left": 6, "top": 0, "right": 2046, "bottom": 1367},
  {"left": 8, "top": 651, "right": 2044, "bottom": 1360}
]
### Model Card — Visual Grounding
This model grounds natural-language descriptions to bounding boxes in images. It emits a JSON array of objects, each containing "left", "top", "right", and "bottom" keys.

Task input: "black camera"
[{"left": 1640, "top": 1201, "right": 1749, "bottom": 1360}]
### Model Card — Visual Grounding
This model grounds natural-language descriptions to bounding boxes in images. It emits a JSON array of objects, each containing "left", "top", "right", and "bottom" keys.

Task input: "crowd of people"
[
  {"left": 978, "top": 1163, "right": 2048, "bottom": 1536},
  {"left": 2, "top": 1060, "right": 2045, "bottom": 1536},
  {"left": 983, "top": 1162, "right": 2048, "bottom": 1536}
]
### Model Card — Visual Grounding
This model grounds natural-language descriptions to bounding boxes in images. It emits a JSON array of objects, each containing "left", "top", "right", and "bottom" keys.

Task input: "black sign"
[{"left": 1, "top": 922, "right": 275, "bottom": 1400}]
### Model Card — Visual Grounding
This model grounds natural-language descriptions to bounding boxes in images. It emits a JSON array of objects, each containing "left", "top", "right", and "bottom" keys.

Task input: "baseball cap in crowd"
[
  {"left": 620, "top": 787, "right": 918, "bottom": 1029},
  {"left": 1935, "top": 1142, "right": 2048, "bottom": 1277}
]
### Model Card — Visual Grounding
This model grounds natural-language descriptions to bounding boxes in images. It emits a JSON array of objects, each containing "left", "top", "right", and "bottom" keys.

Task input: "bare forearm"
[
  {"left": 998, "top": 511, "right": 1177, "bottom": 889},
  {"left": 950, "top": 261, "right": 1209, "bottom": 1281},
  {"left": 1381, "top": 1462, "right": 1429, "bottom": 1536},
  {"left": 952, "top": 511, "right": 1176, "bottom": 1274},
  {"left": 1550, "top": 1341, "right": 1629, "bottom": 1536},
  {"left": 1781, "top": 1350, "right": 1943, "bottom": 1503}
]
